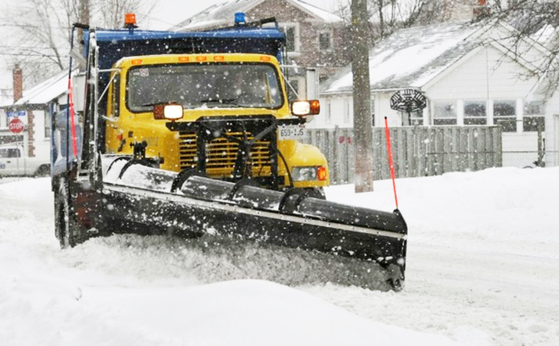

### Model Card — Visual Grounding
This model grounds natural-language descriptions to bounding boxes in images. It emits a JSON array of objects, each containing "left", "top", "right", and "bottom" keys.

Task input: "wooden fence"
[{"left": 301, "top": 126, "right": 502, "bottom": 184}]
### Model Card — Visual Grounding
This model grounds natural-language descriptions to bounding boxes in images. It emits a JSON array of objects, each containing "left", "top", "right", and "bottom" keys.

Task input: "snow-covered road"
[{"left": 1, "top": 168, "right": 558, "bottom": 345}]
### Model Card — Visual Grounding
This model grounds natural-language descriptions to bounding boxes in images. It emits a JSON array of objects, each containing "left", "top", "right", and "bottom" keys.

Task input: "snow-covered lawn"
[{"left": 1, "top": 167, "right": 558, "bottom": 345}]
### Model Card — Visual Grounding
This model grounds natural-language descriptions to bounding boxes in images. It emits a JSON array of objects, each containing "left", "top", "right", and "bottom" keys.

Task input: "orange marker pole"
[{"left": 384, "top": 117, "right": 399, "bottom": 210}]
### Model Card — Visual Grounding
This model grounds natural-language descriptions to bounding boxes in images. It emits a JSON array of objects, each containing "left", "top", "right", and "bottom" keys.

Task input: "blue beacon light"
[{"left": 235, "top": 12, "right": 246, "bottom": 25}]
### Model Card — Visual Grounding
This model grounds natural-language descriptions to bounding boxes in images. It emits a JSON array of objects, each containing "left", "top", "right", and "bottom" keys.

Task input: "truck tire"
[
  {"left": 35, "top": 164, "right": 50, "bottom": 177},
  {"left": 54, "top": 177, "right": 87, "bottom": 248}
]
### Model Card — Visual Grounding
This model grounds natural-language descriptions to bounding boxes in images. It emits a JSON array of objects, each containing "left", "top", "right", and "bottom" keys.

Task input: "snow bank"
[
  {"left": 326, "top": 167, "right": 559, "bottom": 259},
  {"left": 1, "top": 167, "right": 558, "bottom": 345}
]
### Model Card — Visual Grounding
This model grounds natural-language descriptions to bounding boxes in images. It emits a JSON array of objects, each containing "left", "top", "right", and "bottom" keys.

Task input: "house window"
[
  {"left": 494, "top": 100, "right": 516, "bottom": 132},
  {"left": 464, "top": 100, "right": 487, "bottom": 125},
  {"left": 524, "top": 101, "right": 545, "bottom": 132},
  {"left": 400, "top": 110, "right": 422, "bottom": 126},
  {"left": 326, "top": 101, "right": 331, "bottom": 124},
  {"left": 280, "top": 25, "right": 298, "bottom": 52},
  {"left": 370, "top": 98, "right": 375, "bottom": 126},
  {"left": 433, "top": 101, "right": 457, "bottom": 125},
  {"left": 319, "top": 31, "right": 332, "bottom": 51},
  {"left": 410, "top": 111, "right": 423, "bottom": 126},
  {"left": 344, "top": 99, "right": 350, "bottom": 124},
  {"left": 44, "top": 111, "right": 51, "bottom": 138}
]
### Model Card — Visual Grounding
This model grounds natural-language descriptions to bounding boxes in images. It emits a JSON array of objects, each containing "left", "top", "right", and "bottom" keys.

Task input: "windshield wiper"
[{"left": 141, "top": 101, "right": 181, "bottom": 107}]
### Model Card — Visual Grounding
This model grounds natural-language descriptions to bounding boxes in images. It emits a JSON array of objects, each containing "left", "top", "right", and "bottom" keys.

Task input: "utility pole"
[{"left": 351, "top": 0, "right": 374, "bottom": 193}]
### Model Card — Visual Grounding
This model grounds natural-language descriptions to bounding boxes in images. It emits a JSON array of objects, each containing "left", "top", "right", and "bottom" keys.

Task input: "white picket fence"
[{"left": 301, "top": 126, "right": 503, "bottom": 184}]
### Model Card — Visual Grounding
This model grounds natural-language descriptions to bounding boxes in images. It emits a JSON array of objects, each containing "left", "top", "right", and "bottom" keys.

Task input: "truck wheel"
[
  {"left": 35, "top": 165, "right": 50, "bottom": 177},
  {"left": 54, "top": 177, "right": 87, "bottom": 248}
]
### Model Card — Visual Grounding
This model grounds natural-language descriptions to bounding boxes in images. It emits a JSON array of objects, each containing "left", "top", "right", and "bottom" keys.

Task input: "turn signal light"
[
  {"left": 317, "top": 166, "right": 327, "bottom": 181},
  {"left": 309, "top": 100, "right": 320, "bottom": 115}
]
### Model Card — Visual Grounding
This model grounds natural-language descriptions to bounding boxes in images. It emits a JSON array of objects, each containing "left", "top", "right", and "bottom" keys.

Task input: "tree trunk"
[
  {"left": 77, "top": 0, "right": 90, "bottom": 45},
  {"left": 351, "top": 0, "right": 374, "bottom": 193}
]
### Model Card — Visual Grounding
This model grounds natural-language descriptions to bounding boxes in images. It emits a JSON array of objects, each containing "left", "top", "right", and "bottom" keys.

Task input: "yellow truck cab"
[{"left": 104, "top": 53, "right": 329, "bottom": 192}]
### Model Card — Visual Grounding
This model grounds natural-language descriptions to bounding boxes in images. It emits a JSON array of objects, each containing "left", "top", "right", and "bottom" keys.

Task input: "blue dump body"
[{"left": 87, "top": 27, "right": 286, "bottom": 71}]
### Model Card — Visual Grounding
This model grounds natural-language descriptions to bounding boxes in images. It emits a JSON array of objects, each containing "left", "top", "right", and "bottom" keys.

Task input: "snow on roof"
[
  {"left": 322, "top": 23, "right": 480, "bottom": 94},
  {"left": 11, "top": 69, "right": 69, "bottom": 107},
  {"left": 293, "top": 0, "right": 342, "bottom": 23},
  {"left": 0, "top": 89, "right": 13, "bottom": 108},
  {"left": 172, "top": 0, "right": 341, "bottom": 32},
  {"left": 531, "top": 24, "right": 558, "bottom": 49}
]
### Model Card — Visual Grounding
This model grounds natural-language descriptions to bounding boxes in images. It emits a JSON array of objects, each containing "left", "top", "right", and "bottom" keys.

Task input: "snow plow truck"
[{"left": 51, "top": 13, "right": 407, "bottom": 290}]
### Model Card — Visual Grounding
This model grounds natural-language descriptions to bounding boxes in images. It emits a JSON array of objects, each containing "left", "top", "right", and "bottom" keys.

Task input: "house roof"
[
  {"left": 9, "top": 69, "right": 69, "bottom": 107},
  {"left": 0, "top": 89, "right": 13, "bottom": 108},
  {"left": 172, "top": 0, "right": 342, "bottom": 32},
  {"left": 322, "top": 22, "right": 481, "bottom": 94}
]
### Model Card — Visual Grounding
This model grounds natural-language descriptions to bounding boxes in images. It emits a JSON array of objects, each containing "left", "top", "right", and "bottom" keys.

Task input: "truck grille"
[{"left": 178, "top": 131, "right": 272, "bottom": 177}]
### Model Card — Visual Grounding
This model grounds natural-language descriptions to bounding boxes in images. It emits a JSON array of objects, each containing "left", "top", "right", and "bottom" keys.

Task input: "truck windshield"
[{"left": 127, "top": 63, "right": 283, "bottom": 112}]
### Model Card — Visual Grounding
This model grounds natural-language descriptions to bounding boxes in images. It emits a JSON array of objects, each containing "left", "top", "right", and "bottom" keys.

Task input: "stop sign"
[{"left": 8, "top": 117, "right": 24, "bottom": 134}]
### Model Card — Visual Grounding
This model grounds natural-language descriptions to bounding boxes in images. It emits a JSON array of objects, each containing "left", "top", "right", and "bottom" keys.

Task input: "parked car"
[{"left": 0, "top": 145, "right": 50, "bottom": 177}]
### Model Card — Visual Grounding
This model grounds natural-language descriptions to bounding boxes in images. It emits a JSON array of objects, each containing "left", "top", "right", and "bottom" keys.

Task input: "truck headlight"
[
  {"left": 291, "top": 166, "right": 327, "bottom": 181},
  {"left": 153, "top": 103, "right": 184, "bottom": 120}
]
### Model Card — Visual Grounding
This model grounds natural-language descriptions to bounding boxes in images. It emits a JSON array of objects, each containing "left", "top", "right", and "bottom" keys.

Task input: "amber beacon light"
[{"left": 124, "top": 13, "right": 137, "bottom": 28}]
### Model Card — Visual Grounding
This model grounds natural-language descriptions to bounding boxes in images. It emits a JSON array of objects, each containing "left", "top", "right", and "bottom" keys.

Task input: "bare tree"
[
  {"left": 92, "top": 0, "right": 156, "bottom": 29},
  {"left": 483, "top": 1, "right": 559, "bottom": 97},
  {"left": 2, "top": 0, "right": 71, "bottom": 86},
  {"left": 335, "top": 0, "right": 450, "bottom": 45},
  {"left": 1, "top": 0, "right": 155, "bottom": 88}
]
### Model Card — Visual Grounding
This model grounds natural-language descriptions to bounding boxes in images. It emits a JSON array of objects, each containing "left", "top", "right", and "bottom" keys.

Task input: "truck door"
[
  {"left": 105, "top": 74, "right": 123, "bottom": 153},
  {"left": 0, "top": 147, "right": 23, "bottom": 175}
]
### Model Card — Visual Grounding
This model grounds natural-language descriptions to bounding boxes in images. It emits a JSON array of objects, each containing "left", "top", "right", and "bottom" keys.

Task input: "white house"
[
  {"left": 0, "top": 69, "right": 69, "bottom": 161},
  {"left": 316, "top": 20, "right": 558, "bottom": 168}
]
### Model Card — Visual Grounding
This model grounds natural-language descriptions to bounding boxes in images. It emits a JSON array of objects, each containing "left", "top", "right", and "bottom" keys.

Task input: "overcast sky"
[{"left": 0, "top": 0, "right": 347, "bottom": 92}]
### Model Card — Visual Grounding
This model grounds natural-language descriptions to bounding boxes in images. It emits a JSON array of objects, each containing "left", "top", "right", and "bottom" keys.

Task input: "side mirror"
[
  {"left": 291, "top": 100, "right": 320, "bottom": 116},
  {"left": 72, "top": 73, "right": 86, "bottom": 112},
  {"left": 305, "top": 68, "right": 318, "bottom": 100}
]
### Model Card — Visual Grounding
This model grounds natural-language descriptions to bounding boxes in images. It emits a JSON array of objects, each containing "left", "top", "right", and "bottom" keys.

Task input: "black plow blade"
[{"left": 102, "top": 163, "right": 408, "bottom": 291}]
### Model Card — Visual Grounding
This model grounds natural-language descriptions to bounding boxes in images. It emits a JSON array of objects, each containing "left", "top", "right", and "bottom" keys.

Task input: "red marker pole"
[
  {"left": 384, "top": 117, "right": 399, "bottom": 210},
  {"left": 68, "top": 78, "right": 78, "bottom": 158}
]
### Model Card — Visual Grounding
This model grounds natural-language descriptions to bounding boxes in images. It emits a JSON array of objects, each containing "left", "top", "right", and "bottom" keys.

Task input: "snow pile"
[{"left": 1, "top": 167, "right": 558, "bottom": 345}]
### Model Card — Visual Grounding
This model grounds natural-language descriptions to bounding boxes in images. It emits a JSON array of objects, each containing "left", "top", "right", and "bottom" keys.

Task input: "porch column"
[
  {"left": 457, "top": 100, "right": 464, "bottom": 125},
  {"left": 486, "top": 99, "right": 494, "bottom": 125},
  {"left": 516, "top": 98, "right": 523, "bottom": 133},
  {"left": 423, "top": 100, "right": 430, "bottom": 125}
]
